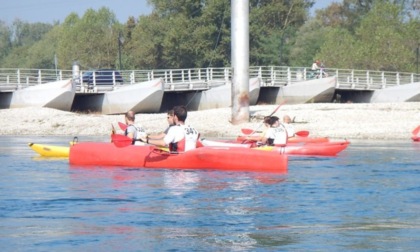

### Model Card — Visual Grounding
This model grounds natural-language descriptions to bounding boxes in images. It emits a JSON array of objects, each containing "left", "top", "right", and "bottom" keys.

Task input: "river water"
[{"left": 0, "top": 136, "right": 419, "bottom": 251}]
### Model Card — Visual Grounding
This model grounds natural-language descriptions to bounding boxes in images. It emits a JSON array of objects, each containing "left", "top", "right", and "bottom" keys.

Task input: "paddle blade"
[
  {"left": 118, "top": 122, "right": 128, "bottom": 131},
  {"left": 241, "top": 128, "right": 254, "bottom": 135},
  {"left": 295, "top": 130, "right": 310, "bottom": 137},
  {"left": 241, "top": 128, "right": 262, "bottom": 135},
  {"left": 111, "top": 134, "right": 133, "bottom": 147},
  {"left": 412, "top": 125, "right": 420, "bottom": 135}
]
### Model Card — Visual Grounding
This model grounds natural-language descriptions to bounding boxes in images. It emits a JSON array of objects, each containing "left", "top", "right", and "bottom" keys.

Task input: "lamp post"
[
  {"left": 416, "top": 44, "right": 419, "bottom": 75},
  {"left": 118, "top": 31, "right": 125, "bottom": 70}
]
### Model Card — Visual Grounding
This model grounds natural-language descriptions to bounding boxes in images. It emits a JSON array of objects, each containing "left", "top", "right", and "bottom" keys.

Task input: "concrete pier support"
[{"left": 231, "top": 0, "right": 250, "bottom": 124}]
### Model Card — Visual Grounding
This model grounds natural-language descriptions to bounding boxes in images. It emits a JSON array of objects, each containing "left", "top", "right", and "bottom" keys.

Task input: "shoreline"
[{"left": 1, "top": 102, "right": 419, "bottom": 141}]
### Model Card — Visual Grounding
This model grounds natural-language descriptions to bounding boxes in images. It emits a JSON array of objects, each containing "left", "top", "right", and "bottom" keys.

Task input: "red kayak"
[
  {"left": 264, "top": 140, "right": 350, "bottom": 156},
  {"left": 287, "top": 136, "right": 329, "bottom": 144},
  {"left": 203, "top": 139, "right": 349, "bottom": 156},
  {"left": 412, "top": 126, "right": 420, "bottom": 142},
  {"left": 69, "top": 142, "right": 288, "bottom": 173}
]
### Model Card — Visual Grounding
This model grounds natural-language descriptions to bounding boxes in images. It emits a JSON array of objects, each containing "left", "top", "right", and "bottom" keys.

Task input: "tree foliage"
[
  {"left": 316, "top": 1, "right": 420, "bottom": 72},
  {"left": 249, "top": 0, "right": 313, "bottom": 65},
  {"left": 0, "top": 21, "right": 11, "bottom": 62},
  {"left": 128, "top": 0, "right": 233, "bottom": 69},
  {"left": 0, "top": 20, "right": 55, "bottom": 67},
  {"left": 57, "top": 8, "right": 121, "bottom": 69},
  {"left": 289, "top": 18, "right": 331, "bottom": 67}
]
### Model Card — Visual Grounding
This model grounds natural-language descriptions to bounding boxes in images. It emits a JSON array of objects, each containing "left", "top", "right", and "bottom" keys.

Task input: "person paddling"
[
  {"left": 146, "top": 109, "right": 175, "bottom": 141},
  {"left": 244, "top": 116, "right": 271, "bottom": 144},
  {"left": 141, "top": 105, "right": 200, "bottom": 152},
  {"left": 124, "top": 110, "right": 147, "bottom": 145},
  {"left": 282, "top": 115, "right": 296, "bottom": 138},
  {"left": 261, "top": 116, "right": 288, "bottom": 146}
]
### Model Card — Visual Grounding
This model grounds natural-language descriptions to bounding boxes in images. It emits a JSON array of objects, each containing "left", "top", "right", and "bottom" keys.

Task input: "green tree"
[
  {"left": 315, "top": 0, "right": 419, "bottom": 71},
  {"left": 10, "top": 19, "right": 53, "bottom": 47},
  {"left": 130, "top": 0, "right": 231, "bottom": 69},
  {"left": 249, "top": 0, "right": 314, "bottom": 66},
  {"left": 57, "top": 8, "right": 121, "bottom": 69},
  {"left": 130, "top": 0, "right": 313, "bottom": 69},
  {"left": 317, "top": 27, "right": 357, "bottom": 69},
  {"left": 25, "top": 26, "right": 61, "bottom": 69},
  {"left": 0, "top": 21, "right": 11, "bottom": 62},
  {"left": 128, "top": 13, "right": 169, "bottom": 69},
  {"left": 354, "top": 3, "right": 411, "bottom": 70},
  {"left": 405, "top": 18, "right": 420, "bottom": 72},
  {"left": 289, "top": 18, "right": 331, "bottom": 67},
  {"left": 0, "top": 20, "right": 55, "bottom": 68}
]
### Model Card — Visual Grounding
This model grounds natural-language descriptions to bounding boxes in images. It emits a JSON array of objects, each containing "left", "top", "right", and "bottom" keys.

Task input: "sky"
[
  {"left": 0, "top": 0, "right": 153, "bottom": 24},
  {"left": 0, "top": 0, "right": 338, "bottom": 25}
]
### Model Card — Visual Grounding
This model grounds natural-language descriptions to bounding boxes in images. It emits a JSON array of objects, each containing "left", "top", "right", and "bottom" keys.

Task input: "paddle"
[
  {"left": 111, "top": 134, "right": 170, "bottom": 152},
  {"left": 241, "top": 128, "right": 262, "bottom": 135},
  {"left": 246, "top": 101, "right": 286, "bottom": 136},
  {"left": 412, "top": 125, "right": 420, "bottom": 136},
  {"left": 241, "top": 128, "right": 309, "bottom": 137},
  {"left": 118, "top": 122, "right": 128, "bottom": 131},
  {"left": 295, "top": 130, "right": 309, "bottom": 137},
  {"left": 111, "top": 134, "right": 134, "bottom": 147}
]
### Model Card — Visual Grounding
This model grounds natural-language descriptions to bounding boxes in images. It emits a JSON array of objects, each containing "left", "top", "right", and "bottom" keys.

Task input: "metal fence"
[
  {"left": 0, "top": 68, "right": 73, "bottom": 91},
  {"left": 0, "top": 66, "right": 419, "bottom": 93}
]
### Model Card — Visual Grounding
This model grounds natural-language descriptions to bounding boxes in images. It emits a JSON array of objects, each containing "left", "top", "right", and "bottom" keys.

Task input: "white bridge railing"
[{"left": 0, "top": 66, "right": 419, "bottom": 93}]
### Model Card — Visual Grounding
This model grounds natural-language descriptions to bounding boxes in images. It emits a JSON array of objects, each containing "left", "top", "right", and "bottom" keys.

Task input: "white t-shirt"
[
  {"left": 264, "top": 126, "right": 287, "bottom": 145},
  {"left": 282, "top": 123, "right": 295, "bottom": 137},
  {"left": 311, "top": 62, "right": 320, "bottom": 71},
  {"left": 164, "top": 124, "right": 199, "bottom": 152}
]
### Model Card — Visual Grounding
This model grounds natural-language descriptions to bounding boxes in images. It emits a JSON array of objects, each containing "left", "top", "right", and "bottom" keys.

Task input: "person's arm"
[
  {"left": 146, "top": 137, "right": 166, "bottom": 147},
  {"left": 140, "top": 127, "right": 175, "bottom": 147},
  {"left": 246, "top": 134, "right": 263, "bottom": 141},
  {"left": 146, "top": 125, "right": 172, "bottom": 140},
  {"left": 138, "top": 134, "right": 166, "bottom": 146},
  {"left": 147, "top": 132, "right": 165, "bottom": 140}
]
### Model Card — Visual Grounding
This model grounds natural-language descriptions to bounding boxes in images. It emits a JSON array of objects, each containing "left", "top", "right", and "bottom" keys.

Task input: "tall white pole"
[{"left": 231, "top": 0, "right": 249, "bottom": 124}]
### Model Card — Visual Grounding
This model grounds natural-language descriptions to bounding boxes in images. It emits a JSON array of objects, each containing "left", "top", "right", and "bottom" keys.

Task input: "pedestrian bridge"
[{"left": 0, "top": 66, "right": 419, "bottom": 93}]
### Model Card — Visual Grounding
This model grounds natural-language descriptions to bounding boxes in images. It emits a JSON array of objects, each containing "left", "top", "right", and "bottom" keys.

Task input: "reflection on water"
[{"left": 0, "top": 137, "right": 419, "bottom": 251}]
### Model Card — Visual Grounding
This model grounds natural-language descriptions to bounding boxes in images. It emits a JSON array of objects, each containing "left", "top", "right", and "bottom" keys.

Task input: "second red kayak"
[
  {"left": 254, "top": 140, "right": 350, "bottom": 156},
  {"left": 203, "top": 139, "right": 349, "bottom": 156}
]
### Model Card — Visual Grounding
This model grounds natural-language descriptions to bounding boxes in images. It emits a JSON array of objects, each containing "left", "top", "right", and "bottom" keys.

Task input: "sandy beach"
[{"left": 1, "top": 102, "right": 419, "bottom": 141}]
